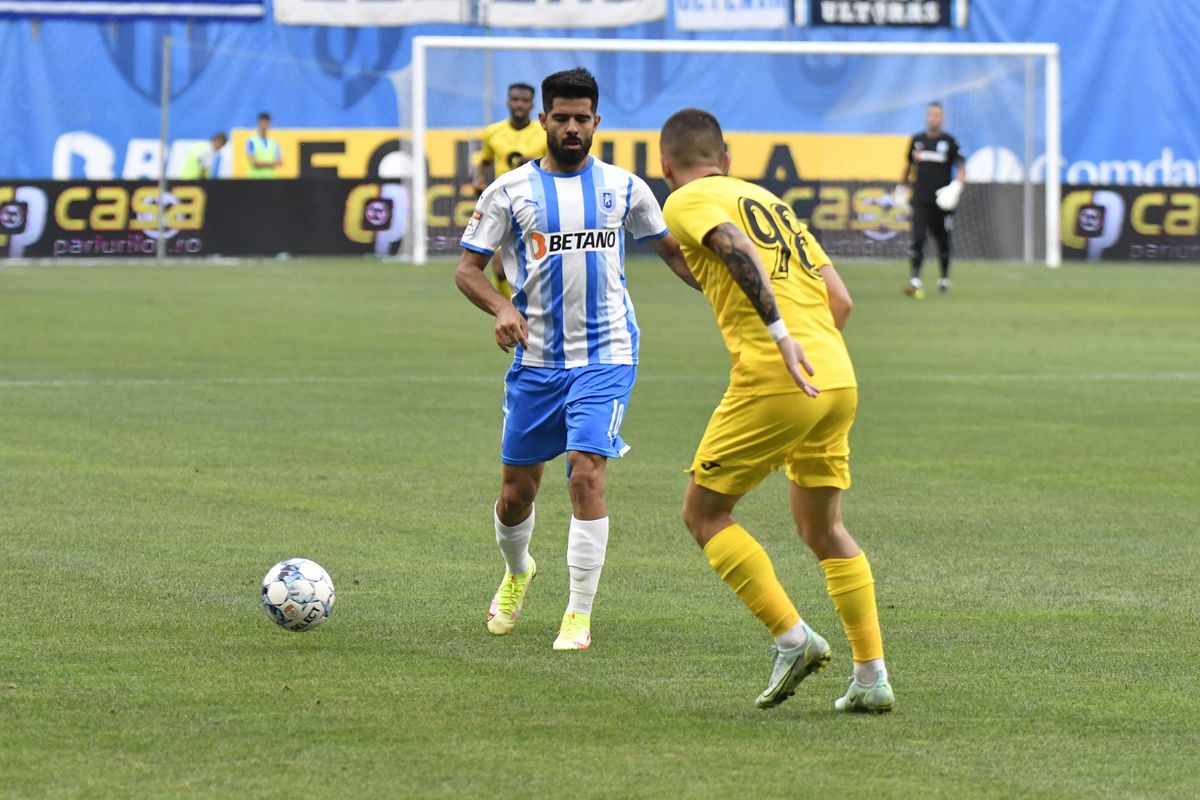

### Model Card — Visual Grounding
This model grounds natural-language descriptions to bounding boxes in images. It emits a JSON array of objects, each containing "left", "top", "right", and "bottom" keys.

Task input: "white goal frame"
[{"left": 411, "top": 36, "right": 1061, "bottom": 267}]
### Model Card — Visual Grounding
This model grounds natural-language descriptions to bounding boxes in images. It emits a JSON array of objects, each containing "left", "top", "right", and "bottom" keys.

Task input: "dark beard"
[{"left": 547, "top": 135, "right": 590, "bottom": 167}]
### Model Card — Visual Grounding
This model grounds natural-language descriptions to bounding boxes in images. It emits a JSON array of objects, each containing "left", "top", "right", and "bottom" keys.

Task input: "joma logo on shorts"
[{"left": 529, "top": 229, "right": 618, "bottom": 259}]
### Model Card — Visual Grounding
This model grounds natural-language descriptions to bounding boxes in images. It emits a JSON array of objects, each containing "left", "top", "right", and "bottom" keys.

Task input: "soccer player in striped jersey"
[{"left": 455, "top": 68, "right": 699, "bottom": 651}]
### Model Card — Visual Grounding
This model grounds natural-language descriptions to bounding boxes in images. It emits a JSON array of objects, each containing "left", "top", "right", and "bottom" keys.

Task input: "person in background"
[
  {"left": 472, "top": 83, "right": 546, "bottom": 300},
  {"left": 180, "top": 132, "right": 227, "bottom": 180},
  {"left": 247, "top": 112, "right": 282, "bottom": 179},
  {"left": 896, "top": 102, "right": 966, "bottom": 298}
]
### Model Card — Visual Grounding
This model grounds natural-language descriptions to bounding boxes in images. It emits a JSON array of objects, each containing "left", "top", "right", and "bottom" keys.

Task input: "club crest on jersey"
[
  {"left": 598, "top": 189, "right": 617, "bottom": 213},
  {"left": 528, "top": 229, "right": 619, "bottom": 260}
]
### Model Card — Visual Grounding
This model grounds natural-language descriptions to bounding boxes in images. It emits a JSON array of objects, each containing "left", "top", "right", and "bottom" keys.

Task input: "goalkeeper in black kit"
[{"left": 894, "top": 102, "right": 966, "bottom": 298}]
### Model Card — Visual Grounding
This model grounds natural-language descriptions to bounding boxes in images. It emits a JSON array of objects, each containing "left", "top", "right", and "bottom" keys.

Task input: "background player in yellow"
[
  {"left": 472, "top": 83, "right": 546, "bottom": 300},
  {"left": 659, "top": 108, "right": 893, "bottom": 713}
]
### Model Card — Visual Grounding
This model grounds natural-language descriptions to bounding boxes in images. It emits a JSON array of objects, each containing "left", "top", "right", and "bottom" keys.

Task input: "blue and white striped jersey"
[{"left": 461, "top": 156, "right": 668, "bottom": 368}]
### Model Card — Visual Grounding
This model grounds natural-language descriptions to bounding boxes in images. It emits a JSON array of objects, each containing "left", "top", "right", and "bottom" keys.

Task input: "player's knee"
[
  {"left": 796, "top": 518, "right": 847, "bottom": 549},
  {"left": 500, "top": 473, "right": 537, "bottom": 501},
  {"left": 796, "top": 521, "right": 826, "bottom": 547},
  {"left": 680, "top": 500, "right": 700, "bottom": 535},
  {"left": 566, "top": 453, "right": 605, "bottom": 502},
  {"left": 680, "top": 496, "right": 716, "bottom": 545},
  {"left": 498, "top": 477, "right": 537, "bottom": 517},
  {"left": 680, "top": 513, "right": 706, "bottom": 547},
  {"left": 567, "top": 469, "right": 601, "bottom": 501}
]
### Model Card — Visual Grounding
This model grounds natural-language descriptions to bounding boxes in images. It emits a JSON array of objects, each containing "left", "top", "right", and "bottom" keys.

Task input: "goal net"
[{"left": 410, "top": 37, "right": 1061, "bottom": 267}]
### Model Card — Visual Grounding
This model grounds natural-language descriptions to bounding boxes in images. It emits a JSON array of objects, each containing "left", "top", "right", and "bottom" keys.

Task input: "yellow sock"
[
  {"left": 703, "top": 524, "right": 800, "bottom": 636},
  {"left": 820, "top": 551, "right": 884, "bottom": 662},
  {"left": 492, "top": 273, "right": 513, "bottom": 301}
]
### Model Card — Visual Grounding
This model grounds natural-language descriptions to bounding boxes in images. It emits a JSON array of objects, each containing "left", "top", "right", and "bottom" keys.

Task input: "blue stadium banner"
[
  {"left": 797, "top": 0, "right": 966, "bottom": 27},
  {"left": 0, "top": 0, "right": 262, "bottom": 19}
]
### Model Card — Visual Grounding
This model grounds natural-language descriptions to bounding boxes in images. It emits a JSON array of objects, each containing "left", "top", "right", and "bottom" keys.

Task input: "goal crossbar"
[{"left": 411, "top": 36, "right": 1062, "bottom": 266}]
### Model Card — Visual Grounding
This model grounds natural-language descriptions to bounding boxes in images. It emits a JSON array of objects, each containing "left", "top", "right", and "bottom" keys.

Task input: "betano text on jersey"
[{"left": 461, "top": 157, "right": 668, "bottom": 369}]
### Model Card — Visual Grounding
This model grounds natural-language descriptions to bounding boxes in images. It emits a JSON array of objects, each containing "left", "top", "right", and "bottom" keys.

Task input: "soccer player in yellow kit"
[
  {"left": 472, "top": 83, "right": 547, "bottom": 300},
  {"left": 659, "top": 108, "right": 893, "bottom": 713}
]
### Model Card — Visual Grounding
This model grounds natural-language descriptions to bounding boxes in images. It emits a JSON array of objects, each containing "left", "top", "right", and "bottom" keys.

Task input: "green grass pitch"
[{"left": 1, "top": 255, "right": 1198, "bottom": 797}]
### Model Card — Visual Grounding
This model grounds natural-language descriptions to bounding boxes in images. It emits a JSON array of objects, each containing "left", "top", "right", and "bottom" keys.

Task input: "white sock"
[
  {"left": 774, "top": 620, "right": 810, "bottom": 652},
  {"left": 494, "top": 502, "right": 534, "bottom": 575},
  {"left": 854, "top": 658, "right": 888, "bottom": 685},
  {"left": 566, "top": 515, "right": 608, "bottom": 615},
  {"left": 910, "top": 277, "right": 923, "bottom": 288}
]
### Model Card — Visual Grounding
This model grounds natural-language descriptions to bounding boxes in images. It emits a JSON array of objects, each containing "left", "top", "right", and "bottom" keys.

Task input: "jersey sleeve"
[
  {"left": 625, "top": 176, "right": 669, "bottom": 243},
  {"left": 460, "top": 182, "right": 511, "bottom": 256},
  {"left": 662, "top": 184, "right": 735, "bottom": 250},
  {"left": 905, "top": 136, "right": 917, "bottom": 164},
  {"left": 951, "top": 136, "right": 965, "bottom": 165},
  {"left": 478, "top": 125, "right": 496, "bottom": 163}
]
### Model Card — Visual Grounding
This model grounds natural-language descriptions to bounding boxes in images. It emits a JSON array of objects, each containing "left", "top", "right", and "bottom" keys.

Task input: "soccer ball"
[{"left": 261, "top": 558, "right": 335, "bottom": 632}]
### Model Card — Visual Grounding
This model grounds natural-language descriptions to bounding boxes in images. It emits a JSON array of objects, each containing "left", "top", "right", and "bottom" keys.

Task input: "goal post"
[{"left": 410, "top": 36, "right": 1061, "bottom": 267}]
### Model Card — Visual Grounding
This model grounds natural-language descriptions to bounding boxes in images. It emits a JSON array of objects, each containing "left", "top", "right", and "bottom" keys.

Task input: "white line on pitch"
[
  {"left": 0, "top": 372, "right": 1197, "bottom": 389},
  {"left": 875, "top": 372, "right": 1200, "bottom": 384}
]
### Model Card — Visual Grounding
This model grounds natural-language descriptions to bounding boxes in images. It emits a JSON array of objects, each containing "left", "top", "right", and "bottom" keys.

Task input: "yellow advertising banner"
[{"left": 230, "top": 128, "right": 908, "bottom": 182}]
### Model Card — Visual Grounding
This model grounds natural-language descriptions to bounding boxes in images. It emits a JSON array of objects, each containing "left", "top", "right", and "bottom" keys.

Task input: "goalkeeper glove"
[{"left": 935, "top": 181, "right": 963, "bottom": 211}]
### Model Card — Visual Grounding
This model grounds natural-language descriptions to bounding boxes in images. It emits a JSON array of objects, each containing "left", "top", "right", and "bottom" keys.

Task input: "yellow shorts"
[{"left": 688, "top": 387, "right": 857, "bottom": 496}]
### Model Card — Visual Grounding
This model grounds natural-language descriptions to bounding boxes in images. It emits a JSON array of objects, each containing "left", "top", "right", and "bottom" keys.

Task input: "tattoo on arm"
[{"left": 705, "top": 222, "right": 781, "bottom": 325}]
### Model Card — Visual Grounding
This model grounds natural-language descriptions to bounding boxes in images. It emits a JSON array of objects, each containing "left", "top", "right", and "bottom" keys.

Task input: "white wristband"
[{"left": 767, "top": 319, "right": 789, "bottom": 342}]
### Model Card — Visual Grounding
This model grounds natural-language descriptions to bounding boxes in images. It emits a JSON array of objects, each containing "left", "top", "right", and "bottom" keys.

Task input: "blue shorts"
[{"left": 501, "top": 363, "right": 636, "bottom": 466}]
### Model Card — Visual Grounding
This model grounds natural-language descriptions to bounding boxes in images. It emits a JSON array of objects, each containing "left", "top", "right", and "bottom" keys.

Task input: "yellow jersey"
[
  {"left": 663, "top": 175, "right": 856, "bottom": 396},
  {"left": 480, "top": 119, "right": 546, "bottom": 177}
]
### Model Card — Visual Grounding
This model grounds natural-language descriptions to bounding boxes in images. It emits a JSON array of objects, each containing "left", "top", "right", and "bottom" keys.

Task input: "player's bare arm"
[
  {"left": 454, "top": 249, "right": 528, "bottom": 352},
  {"left": 703, "top": 222, "right": 780, "bottom": 324},
  {"left": 895, "top": 146, "right": 916, "bottom": 209},
  {"left": 472, "top": 160, "right": 492, "bottom": 194},
  {"left": 703, "top": 222, "right": 819, "bottom": 397},
  {"left": 254, "top": 151, "right": 281, "bottom": 169},
  {"left": 819, "top": 265, "right": 852, "bottom": 331},
  {"left": 901, "top": 136, "right": 918, "bottom": 185},
  {"left": 648, "top": 233, "right": 702, "bottom": 291}
]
